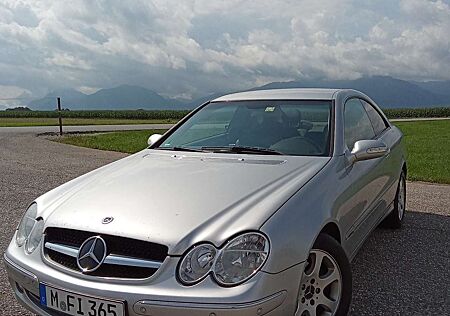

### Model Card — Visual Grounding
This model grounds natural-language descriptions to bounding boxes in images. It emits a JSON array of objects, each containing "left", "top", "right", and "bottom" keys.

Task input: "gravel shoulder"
[
  {"left": 1, "top": 134, "right": 449, "bottom": 315},
  {"left": 0, "top": 134, "right": 126, "bottom": 315}
]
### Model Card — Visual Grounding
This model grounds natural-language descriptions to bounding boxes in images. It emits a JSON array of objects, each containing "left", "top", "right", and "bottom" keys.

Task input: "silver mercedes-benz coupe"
[{"left": 5, "top": 88, "right": 406, "bottom": 316}]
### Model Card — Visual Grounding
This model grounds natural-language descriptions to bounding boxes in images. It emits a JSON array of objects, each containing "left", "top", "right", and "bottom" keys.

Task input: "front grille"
[
  {"left": 44, "top": 227, "right": 168, "bottom": 279},
  {"left": 46, "top": 250, "right": 79, "bottom": 271}
]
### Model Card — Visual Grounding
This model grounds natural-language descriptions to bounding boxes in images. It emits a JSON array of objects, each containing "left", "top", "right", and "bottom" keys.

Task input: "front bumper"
[{"left": 4, "top": 246, "right": 304, "bottom": 316}]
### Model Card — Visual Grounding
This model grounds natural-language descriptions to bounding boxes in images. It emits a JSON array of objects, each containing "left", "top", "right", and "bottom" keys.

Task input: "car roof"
[{"left": 212, "top": 88, "right": 343, "bottom": 102}]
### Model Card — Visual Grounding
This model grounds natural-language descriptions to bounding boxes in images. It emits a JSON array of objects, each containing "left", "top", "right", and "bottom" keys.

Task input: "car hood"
[{"left": 40, "top": 149, "right": 329, "bottom": 255}]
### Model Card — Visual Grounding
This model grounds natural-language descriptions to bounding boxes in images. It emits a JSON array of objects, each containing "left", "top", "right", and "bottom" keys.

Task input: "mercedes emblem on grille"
[
  {"left": 102, "top": 217, "right": 114, "bottom": 224},
  {"left": 77, "top": 236, "right": 107, "bottom": 273}
]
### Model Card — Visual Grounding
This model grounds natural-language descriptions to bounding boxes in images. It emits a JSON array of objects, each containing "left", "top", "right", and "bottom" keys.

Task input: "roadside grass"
[
  {"left": 0, "top": 117, "right": 177, "bottom": 127},
  {"left": 56, "top": 130, "right": 167, "bottom": 153},
  {"left": 393, "top": 120, "right": 449, "bottom": 184},
  {"left": 55, "top": 120, "right": 450, "bottom": 183}
]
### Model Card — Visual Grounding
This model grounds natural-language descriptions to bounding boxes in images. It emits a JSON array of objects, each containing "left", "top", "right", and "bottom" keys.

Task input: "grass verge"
[
  {"left": 393, "top": 120, "right": 449, "bottom": 184},
  {"left": 56, "top": 130, "right": 167, "bottom": 154},
  {"left": 0, "top": 117, "right": 177, "bottom": 127},
  {"left": 56, "top": 121, "right": 450, "bottom": 183}
]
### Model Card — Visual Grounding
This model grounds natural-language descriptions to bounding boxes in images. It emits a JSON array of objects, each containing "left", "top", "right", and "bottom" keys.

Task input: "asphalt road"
[
  {"left": 1, "top": 133, "right": 449, "bottom": 315},
  {"left": 0, "top": 123, "right": 174, "bottom": 134}
]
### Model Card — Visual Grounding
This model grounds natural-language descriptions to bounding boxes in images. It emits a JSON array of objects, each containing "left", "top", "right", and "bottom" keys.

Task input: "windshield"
[{"left": 156, "top": 100, "right": 332, "bottom": 156}]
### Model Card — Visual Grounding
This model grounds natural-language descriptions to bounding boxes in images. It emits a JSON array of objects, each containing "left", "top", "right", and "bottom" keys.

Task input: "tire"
[
  {"left": 383, "top": 171, "right": 406, "bottom": 229},
  {"left": 296, "top": 234, "right": 352, "bottom": 316}
]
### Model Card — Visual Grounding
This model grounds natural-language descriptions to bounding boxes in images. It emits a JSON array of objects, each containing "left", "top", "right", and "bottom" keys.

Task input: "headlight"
[
  {"left": 178, "top": 244, "right": 217, "bottom": 285},
  {"left": 16, "top": 203, "right": 38, "bottom": 247},
  {"left": 178, "top": 232, "right": 270, "bottom": 287},
  {"left": 25, "top": 219, "right": 44, "bottom": 254},
  {"left": 213, "top": 232, "right": 269, "bottom": 286},
  {"left": 16, "top": 203, "right": 44, "bottom": 254}
]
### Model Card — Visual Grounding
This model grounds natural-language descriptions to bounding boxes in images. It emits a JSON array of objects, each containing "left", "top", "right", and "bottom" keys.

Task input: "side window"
[
  {"left": 344, "top": 99, "right": 375, "bottom": 150},
  {"left": 361, "top": 100, "right": 388, "bottom": 136}
]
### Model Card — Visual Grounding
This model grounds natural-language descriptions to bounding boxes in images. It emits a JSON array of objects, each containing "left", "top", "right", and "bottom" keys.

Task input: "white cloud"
[
  {"left": 45, "top": 52, "right": 91, "bottom": 70},
  {"left": 77, "top": 86, "right": 100, "bottom": 95},
  {"left": 0, "top": 84, "right": 31, "bottom": 108},
  {"left": 0, "top": 0, "right": 449, "bottom": 99}
]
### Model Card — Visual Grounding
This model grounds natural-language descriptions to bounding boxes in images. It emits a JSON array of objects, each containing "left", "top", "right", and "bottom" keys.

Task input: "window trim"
[
  {"left": 358, "top": 98, "right": 389, "bottom": 137},
  {"left": 328, "top": 99, "right": 336, "bottom": 156}
]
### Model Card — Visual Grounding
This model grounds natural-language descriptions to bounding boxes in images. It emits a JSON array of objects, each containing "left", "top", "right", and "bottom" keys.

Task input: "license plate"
[{"left": 39, "top": 283, "right": 125, "bottom": 316}]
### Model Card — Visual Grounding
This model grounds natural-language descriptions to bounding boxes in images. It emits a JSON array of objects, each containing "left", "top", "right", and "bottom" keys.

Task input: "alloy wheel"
[
  {"left": 296, "top": 249, "right": 342, "bottom": 316},
  {"left": 398, "top": 176, "right": 406, "bottom": 220}
]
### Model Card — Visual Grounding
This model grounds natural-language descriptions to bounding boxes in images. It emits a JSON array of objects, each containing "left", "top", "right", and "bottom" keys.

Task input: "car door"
[
  {"left": 342, "top": 98, "right": 393, "bottom": 258},
  {"left": 361, "top": 98, "right": 401, "bottom": 215}
]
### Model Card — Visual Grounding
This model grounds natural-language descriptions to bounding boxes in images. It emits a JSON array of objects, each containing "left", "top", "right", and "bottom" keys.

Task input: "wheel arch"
[{"left": 319, "top": 222, "right": 341, "bottom": 244}]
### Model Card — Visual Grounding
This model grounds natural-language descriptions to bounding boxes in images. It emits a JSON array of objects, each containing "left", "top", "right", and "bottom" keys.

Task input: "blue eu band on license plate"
[
  {"left": 39, "top": 283, "right": 125, "bottom": 316},
  {"left": 39, "top": 283, "right": 47, "bottom": 305}
]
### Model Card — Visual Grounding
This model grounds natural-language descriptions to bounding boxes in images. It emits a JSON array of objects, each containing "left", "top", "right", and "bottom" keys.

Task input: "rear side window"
[
  {"left": 361, "top": 100, "right": 388, "bottom": 136},
  {"left": 344, "top": 98, "right": 375, "bottom": 150}
]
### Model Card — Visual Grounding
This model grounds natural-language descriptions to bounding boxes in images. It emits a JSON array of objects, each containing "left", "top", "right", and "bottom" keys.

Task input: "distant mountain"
[
  {"left": 412, "top": 80, "right": 450, "bottom": 97},
  {"left": 27, "top": 77, "right": 450, "bottom": 110},
  {"left": 187, "top": 76, "right": 450, "bottom": 109},
  {"left": 28, "top": 85, "right": 184, "bottom": 110},
  {"left": 253, "top": 76, "right": 450, "bottom": 108},
  {"left": 185, "top": 92, "right": 228, "bottom": 109},
  {"left": 28, "top": 89, "right": 86, "bottom": 110},
  {"left": 84, "top": 85, "right": 183, "bottom": 109}
]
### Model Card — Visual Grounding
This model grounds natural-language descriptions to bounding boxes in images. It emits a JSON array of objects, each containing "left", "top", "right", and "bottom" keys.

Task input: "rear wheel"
[
  {"left": 296, "top": 234, "right": 352, "bottom": 316},
  {"left": 384, "top": 172, "right": 406, "bottom": 229}
]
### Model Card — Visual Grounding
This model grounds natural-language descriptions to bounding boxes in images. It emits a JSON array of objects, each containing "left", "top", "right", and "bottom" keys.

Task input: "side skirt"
[{"left": 347, "top": 200, "right": 394, "bottom": 262}]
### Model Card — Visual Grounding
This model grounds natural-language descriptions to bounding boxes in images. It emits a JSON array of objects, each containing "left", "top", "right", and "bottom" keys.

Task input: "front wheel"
[{"left": 296, "top": 234, "right": 352, "bottom": 316}]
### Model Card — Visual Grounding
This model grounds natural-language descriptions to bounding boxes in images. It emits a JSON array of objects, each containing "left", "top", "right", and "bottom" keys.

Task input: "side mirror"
[
  {"left": 349, "top": 139, "right": 389, "bottom": 164},
  {"left": 147, "top": 134, "right": 162, "bottom": 146}
]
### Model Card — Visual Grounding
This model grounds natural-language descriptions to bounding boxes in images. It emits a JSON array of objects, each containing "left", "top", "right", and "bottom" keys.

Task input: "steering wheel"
[{"left": 270, "top": 136, "right": 323, "bottom": 155}]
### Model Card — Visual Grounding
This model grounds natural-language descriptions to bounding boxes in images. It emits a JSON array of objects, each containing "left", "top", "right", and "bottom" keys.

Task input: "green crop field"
[
  {"left": 1, "top": 107, "right": 449, "bottom": 127},
  {"left": 383, "top": 107, "right": 450, "bottom": 119},
  {"left": 56, "top": 120, "right": 450, "bottom": 184},
  {"left": 0, "top": 109, "right": 190, "bottom": 119},
  {"left": 0, "top": 109, "right": 188, "bottom": 126}
]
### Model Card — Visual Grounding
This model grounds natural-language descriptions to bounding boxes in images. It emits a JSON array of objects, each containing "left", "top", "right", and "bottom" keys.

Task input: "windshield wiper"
[
  {"left": 155, "top": 146, "right": 208, "bottom": 153},
  {"left": 201, "top": 146, "right": 284, "bottom": 155}
]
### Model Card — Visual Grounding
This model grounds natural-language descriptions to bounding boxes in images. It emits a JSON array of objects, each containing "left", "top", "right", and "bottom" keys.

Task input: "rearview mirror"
[
  {"left": 349, "top": 139, "right": 389, "bottom": 164},
  {"left": 147, "top": 134, "right": 162, "bottom": 146}
]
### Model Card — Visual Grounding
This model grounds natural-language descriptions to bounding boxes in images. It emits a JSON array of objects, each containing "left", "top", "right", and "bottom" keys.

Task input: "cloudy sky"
[{"left": 0, "top": 0, "right": 449, "bottom": 105}]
